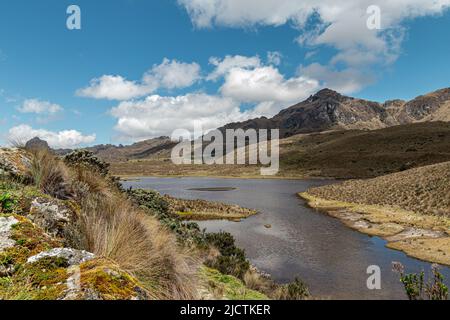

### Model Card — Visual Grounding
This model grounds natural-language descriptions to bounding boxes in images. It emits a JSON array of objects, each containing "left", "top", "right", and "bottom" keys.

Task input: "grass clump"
[{"left": 201, "top": 266, "right": 268, "bottom": 300}]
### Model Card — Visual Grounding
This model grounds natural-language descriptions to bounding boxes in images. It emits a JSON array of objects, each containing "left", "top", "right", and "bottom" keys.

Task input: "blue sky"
[{"left": 0, "top": 0, "right": 449, "bottom": 148}]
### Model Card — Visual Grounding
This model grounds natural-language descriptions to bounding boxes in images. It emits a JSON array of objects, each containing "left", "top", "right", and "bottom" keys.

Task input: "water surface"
[{"left": 123, "top": 177, "right": 450, "bottom": 299}]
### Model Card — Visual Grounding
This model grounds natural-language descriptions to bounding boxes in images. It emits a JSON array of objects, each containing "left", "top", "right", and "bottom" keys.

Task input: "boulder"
[
  {"left": 0, "top": 148, "right": 31, "bottom": 179},
  {"left": 0, "top": 216, "right": 18, "bottom": 253},
  {"left": 27, "top": 248, "right": 95, "bottom": 266},
  {"left": 29, "top": 197, "right": 78, "bottom": 238}
]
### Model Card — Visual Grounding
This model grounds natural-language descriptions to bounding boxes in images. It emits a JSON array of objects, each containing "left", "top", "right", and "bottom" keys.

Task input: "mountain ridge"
[
  {"left": 219, "top": 87, "right": 450, "bottom": 138},
  {"left": 38, "top": 86, "right": 450, "bottom": 162}
]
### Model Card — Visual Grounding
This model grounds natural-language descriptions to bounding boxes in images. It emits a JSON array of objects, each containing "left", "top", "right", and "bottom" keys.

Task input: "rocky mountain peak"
[{"left": 25, "top": 137, "right": 50, "bottom": 151}]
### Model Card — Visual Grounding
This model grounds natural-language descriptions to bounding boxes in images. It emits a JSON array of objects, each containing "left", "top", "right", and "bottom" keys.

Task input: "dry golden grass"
[
  {"left": 24, "top": 149, "right": 200, "bottom": 300},
  {"left": 307, "top": 161, "right": 450, "bottom": 217},
  {"left": 27, "top": 149, "right": 70, "bottom": 199},
  {"left": 79, "top": 194, "right": 198, "bottom": 299}
]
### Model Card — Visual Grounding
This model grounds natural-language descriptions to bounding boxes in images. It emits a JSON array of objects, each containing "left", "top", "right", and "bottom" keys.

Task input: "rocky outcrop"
[
  {"left": 0, "top": 148, "right": 31, "bottom": 179},
  {"left": 27, "top": 248, "right": 95, "bottom": 266},
  {"left": 24, "top": 137, "right": 50, "bottom": 152},
  {"left": 0, "top": 216, "right": 19, "bottom": 253},
  {"left": 0, "top": 214, "right": 148, "bottom": 300},
  {"left": 28, "top": 197, "right": 78, "bottom": 238}
]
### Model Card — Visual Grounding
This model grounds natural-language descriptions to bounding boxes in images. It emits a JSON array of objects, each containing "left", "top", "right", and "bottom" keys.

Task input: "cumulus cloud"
[
  {"left": 110, "top": 93, "right": 254, "bottom": 140},
  {"left": 144, "top": 58, "right": 201, "bottom": 89},
  {"left": 221, "top": 65, "right": 319, "bottom": 103},
  {"left": 209, "top": 55, "right": 319, "bottom": 104},
  {"left": 8, "top": 124, "right": 96, "bottom": 149},
  {"left": 18, "top": 99, "right": 63, "bottom": 114},
  {"left": 207, "top": 55, "right": 261, "bottom": 81},
  {"left": 179, "top": 0, "right": 450, "bottom": 82},
  {"left": 76, "top": 75, "right": 155, "bottom": 101},
  {"left": 77, "top": 58, "right": 201, "bottom": 100}
]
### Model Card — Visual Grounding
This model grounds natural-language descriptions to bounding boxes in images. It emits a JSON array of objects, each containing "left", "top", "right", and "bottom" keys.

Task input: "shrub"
[
  {"left": 205, "top": 232, "right": 250, "bottom": 279},
  {"left": 0, "top": 192, "right": 16, "bottom": 213},
  {"left": 393, "top": 262, "right": 448, "bottom": 300},
  {"left": 127, "top": 189, "right": 208, "bottom": 247},
  {"left": 276, "top": 278, "right": 310, "bottom": 300},
  {"left": 64, "top": 150, "right": 110, "bottom": 176}
]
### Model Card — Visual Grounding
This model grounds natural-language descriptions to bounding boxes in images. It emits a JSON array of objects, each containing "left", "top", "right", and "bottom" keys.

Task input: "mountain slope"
[
  {"left": 109, "top": 122, "right": 450, "bottom": 179},
  {"left": 220, "top": 87, "right": 450, "bottom": 138}
]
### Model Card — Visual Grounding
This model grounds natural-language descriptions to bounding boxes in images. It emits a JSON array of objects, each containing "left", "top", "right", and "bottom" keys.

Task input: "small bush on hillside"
[
  {"left": 273, "top": 278, "right": 310, "bottom": 300},
  {"left": 64, "top": 150, "right": 110, "bottom": 176},
  {"left": 127, "top": 189, "right": 208, "bottom": 247},
  {"left": 393, "top": 262, "right": 448, "bottom": 300},
  {"left": 0, "top": 192, "right": 16, "bottom": 213},
  {"left": 205, "top": 232, "right": 250, "bottom": 279}
]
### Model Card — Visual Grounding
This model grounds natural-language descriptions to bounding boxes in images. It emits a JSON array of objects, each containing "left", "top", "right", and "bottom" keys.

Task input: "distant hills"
[{"left": 33, "top": 87, "right": 450, "bottom": 166}]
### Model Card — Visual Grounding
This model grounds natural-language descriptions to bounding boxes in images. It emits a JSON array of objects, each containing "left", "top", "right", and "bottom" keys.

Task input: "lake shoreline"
[{"left": 299, "top": 192, "right": 450, "bottom": 267}]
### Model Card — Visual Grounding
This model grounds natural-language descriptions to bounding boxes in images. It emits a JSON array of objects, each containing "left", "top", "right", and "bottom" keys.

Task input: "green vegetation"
[
  {"left": 0, "top": 192, "right": 16, "bottom": 213},
  {"left": 127, "top": 188, "right": 209, "bottom": 247},
  {"left": 205, "top": 232, "right": 250, "bottom": 279},
  {"left": 201, "top": 266, "right": 268, "bottom": 300},
  {"left": 393, "top": 262, "right": 448, "bottom": 300},
  {"left": 64, "top": 150, "right": 110, "bottom": 177}
]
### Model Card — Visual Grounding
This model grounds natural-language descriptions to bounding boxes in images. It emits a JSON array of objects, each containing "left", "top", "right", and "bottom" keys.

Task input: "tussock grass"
[
  {"left": 79, "top": 194, "right": 198, "bottom": 299},
  {"left": 27, "top": 149, "right": 70, "bottom": 199},
  {"left": 24, "top": 149, "right": 199, "bottom": 300}
]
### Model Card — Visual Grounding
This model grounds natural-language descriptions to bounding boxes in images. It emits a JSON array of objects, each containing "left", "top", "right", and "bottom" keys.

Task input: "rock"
[
  {"left": 72, "top": 258, "right": 150, "bottom": 300},
  {"left": 25, "top": 137, "right": 50, "bottom": 152},
  {"left": 0, "top": 216, "right": 19, "bottom": 253},
  {"left": 0, "top": 148, "right": 31, "bottom": 179},
  {"left": 29, "top": 197, "right": 77, "bottom": 238},
  {"left": 27, "top": 248, "right": 95, "bottom": 266}
]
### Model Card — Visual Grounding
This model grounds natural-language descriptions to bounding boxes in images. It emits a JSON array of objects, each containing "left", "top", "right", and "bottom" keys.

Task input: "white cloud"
[
  {"left": 76, "top": 75, "right": 155, "bottom": 101},
  {"left": 207, "top": 55, "right": 261, "bottom": 80},
  {"left": 179, "top": 0, "right": 450, "bottom": 79},
  {"left": 144, "top": 58, "right": 201, "bottom": 89},
  {"left": 8, "top": 124, "right": 96, "bottom": 149},
  {"left": 18, "top": 99, "right": 63, "bottom": 114},
  {"left": 110, "top": 93, "right": 254, "bottom": 140},
  {"left": 77, "top": 58, "right": 201, "bottom": 100},
  {"left": 219, "top": 62, "right": 319, "bottom": 104}
]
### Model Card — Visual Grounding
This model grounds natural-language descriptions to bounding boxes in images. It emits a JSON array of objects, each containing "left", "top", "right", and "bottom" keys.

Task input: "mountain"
[
  {"left": 54, "top": 136, "right": 175, "bottom": 162},
  {"left": 25, "top": 137, "right": 50, "bottom": 151},
  {"left": 48, "top": 87, "right": 450, "bottom": 163},
  {"left": 220, "top": 87, "right": 450, "bottom": 138}
]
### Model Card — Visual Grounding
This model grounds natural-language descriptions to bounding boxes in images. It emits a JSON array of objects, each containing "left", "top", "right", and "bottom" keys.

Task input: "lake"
[{"left": 122, "top": 177, "right": 450, "bottom": 300}]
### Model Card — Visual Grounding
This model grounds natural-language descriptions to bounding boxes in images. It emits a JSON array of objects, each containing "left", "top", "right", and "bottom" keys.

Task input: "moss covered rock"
[{"left": 0, "top": 215, "right": 146, "bottom": 300}]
